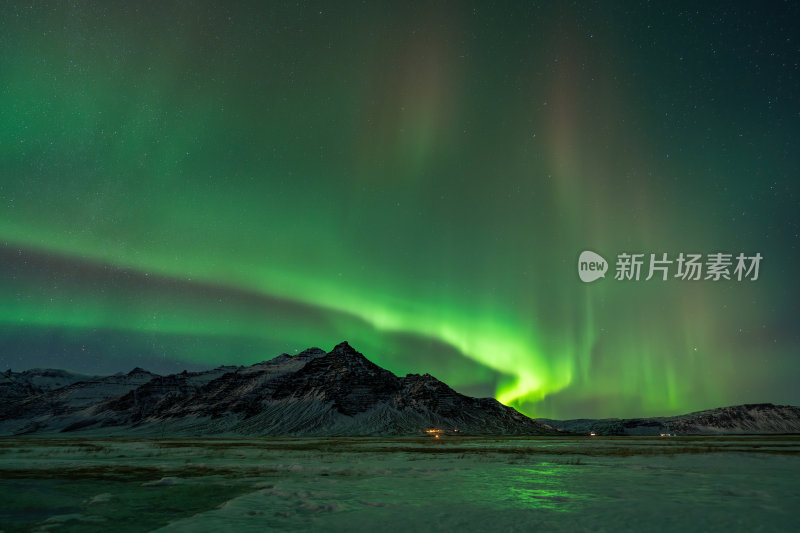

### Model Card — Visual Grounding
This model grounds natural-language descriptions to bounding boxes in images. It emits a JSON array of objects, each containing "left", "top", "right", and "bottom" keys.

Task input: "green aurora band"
[{"left": 1, "top": 2, "right": 798, "bottom": 418}]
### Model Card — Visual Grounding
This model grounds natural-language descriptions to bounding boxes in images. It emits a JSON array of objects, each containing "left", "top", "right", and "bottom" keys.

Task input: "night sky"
[{"left": 1, "top": 1, "right": 798, "bottom": 419}]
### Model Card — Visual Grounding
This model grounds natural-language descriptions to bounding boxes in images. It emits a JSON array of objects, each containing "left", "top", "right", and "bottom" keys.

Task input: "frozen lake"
[{"left": 0, "top": 435, "right": 797, "bottom": 532}]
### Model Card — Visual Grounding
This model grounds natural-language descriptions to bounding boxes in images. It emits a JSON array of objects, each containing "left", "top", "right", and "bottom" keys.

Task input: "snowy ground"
[{"left": 0, "top": 435, "right": 797, "bottom": 532}]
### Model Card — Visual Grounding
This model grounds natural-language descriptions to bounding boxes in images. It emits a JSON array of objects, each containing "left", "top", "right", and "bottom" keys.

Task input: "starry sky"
[{"left": 1, "top": 1, "right": 798, "bottom": 419}]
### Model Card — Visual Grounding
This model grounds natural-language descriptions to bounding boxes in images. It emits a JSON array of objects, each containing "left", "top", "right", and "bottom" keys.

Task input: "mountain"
[
  {"left": 0, "top": 342, "right": 559, "bottom": 437},
  {"left": 0, "top": 368, "right": 96, "bottom": 400},
  {"left": 0, "top": 367, "right": 161, "bottom": 434},
  {"left": 537, "top": 403, "right": 800, "bottom": 436}
]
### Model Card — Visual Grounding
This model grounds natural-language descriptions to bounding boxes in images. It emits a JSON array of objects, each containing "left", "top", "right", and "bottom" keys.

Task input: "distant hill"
[
  {"left": 538, "top": 403, "right": 800, "bottom": 436},
  {"left": 0, "top": 342, "right": 559, "bottom": 437}
]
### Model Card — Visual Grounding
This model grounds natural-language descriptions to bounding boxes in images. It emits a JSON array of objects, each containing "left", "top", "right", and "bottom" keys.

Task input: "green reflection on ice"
[{"left": 506, "top": 463, "right": 583, "bottom": 512}]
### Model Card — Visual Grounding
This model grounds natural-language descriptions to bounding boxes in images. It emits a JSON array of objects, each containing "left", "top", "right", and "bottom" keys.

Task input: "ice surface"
[{"left": 0, "top": 436, "right": 797, "bottom": 532}]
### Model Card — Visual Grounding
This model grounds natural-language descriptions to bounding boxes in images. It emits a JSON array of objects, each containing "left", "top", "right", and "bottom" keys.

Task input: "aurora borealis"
[{"left": 1, "top": 1, "right": 798, "bottom": 419}]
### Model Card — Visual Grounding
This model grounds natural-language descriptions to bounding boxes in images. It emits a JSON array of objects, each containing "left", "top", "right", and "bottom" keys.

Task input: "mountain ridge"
[
  {"left": 537, "top": 403, "right": 800, "bottom": 435},
  {"left": 3, "top": 343, "right": 799, "bottom": 436},
  {"left": 0, "top": 341, "right": 559, "bottom": 437}
]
